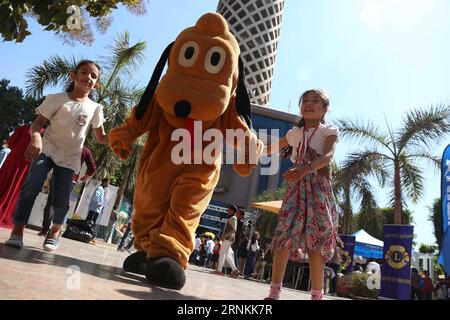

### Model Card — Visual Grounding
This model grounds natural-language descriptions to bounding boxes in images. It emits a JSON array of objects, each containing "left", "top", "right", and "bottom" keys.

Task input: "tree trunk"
[
  {"left": 343, "top": 186, "right": 351, "bottom": 235},
  {"left": 393, "top": 162, "right": 402, "bottom": 224},
  {"left": 113, "top": 148, "right": 137, "bottom": 209},
  {"left": 113, "top": 165, "right": 130, "bottom": 210}
]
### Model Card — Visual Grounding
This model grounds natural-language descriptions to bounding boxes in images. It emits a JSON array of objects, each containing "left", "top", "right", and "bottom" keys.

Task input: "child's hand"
[
  {"left": 283, "top": 164, "right": 310, "bottom": 182},
  {"left": 24, "top": 134, "right": 42, "bottom": 162}
]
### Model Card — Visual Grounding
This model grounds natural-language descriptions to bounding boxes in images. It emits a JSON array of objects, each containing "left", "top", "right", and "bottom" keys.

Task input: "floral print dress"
[{"left": 271, "top": 129, "right": 339, "bottom": 263}]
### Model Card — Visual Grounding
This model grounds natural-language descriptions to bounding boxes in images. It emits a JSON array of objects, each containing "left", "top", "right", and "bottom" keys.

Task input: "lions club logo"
[
  {"left": 385, "top": 245, "right": 410, "bottom": 270},
  {"left": 340, "top": 250, "right": 352, "bottom": 270}
]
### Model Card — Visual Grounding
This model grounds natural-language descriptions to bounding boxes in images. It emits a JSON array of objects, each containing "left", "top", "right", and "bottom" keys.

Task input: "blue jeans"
[
  {"left": 13, "top": 153, "right": 74, "bottom": 226},
  {"left": 244, "top": 251, "right": 256, "bottom": 277}
]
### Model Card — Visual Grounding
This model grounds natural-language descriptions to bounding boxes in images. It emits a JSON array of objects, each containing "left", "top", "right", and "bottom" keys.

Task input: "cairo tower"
[{"left": 217, "top": 0, "right": 285, "bottom": 107}]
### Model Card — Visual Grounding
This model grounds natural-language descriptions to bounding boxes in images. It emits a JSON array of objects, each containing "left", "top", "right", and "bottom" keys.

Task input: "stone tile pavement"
[{"left": 0, "top": 227, "right": 347, "bottom": 300}]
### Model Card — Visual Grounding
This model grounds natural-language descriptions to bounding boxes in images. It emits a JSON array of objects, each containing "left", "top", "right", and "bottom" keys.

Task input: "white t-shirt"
[
  {"left": 247, "top": 240, "right": 260, "bottom": 252},
  {"left": 206, "top": 239, "right": 215, "bottom": 254},
  {"left": 36, "top": 93, "right": 104, "bottom": 172},
  {"left": 194, "top": 237, "right": 201, "bottom": 250},
  {"left": 285, "top": 123, "right": 339, "bottom": 164}
]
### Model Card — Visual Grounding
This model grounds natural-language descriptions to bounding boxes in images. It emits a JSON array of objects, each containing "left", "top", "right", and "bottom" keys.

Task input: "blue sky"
[{"left": 1, "top": 0, "right": 449, "bottom": 247}]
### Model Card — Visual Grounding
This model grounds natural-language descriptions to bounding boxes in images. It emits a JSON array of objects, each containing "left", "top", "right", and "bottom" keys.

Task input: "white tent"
[{"left": 351, "top": 229, "right": 384, "bottom": 259}]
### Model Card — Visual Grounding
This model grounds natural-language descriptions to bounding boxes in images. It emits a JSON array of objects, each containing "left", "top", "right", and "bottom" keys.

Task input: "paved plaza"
[{"left": 0, "top": 227, "right": 347, "bottom": 300}]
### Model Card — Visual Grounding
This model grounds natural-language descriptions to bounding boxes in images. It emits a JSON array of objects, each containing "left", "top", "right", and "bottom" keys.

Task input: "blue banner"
[
  {"left": 379, "top": 225, "right": 414, "bottom": 300},
  {"left": 439, "top": 144, "right": 450, "bottom": 274},
  {"left": 340, "top": 235, "right": 356, "bottom": 275}
]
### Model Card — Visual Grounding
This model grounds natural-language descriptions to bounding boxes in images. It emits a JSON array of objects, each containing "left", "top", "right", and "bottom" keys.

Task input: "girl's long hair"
[
  {"left": 66, "top": 60, "right": 101, "bottom": 100},
  {"left": 280, "top": 88, "right": 329, "bottom": 159}
]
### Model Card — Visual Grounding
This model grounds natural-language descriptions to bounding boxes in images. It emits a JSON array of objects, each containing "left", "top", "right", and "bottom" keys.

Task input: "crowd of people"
[{"left": 189, "top": 204, "right": 274, "bottom": 283}]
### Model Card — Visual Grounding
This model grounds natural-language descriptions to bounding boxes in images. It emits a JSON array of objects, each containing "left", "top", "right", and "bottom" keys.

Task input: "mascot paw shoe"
[
  {"left": 123, "top": 251, "right": 148, "bottom": 275},
  {"left": 145, "top": 257, "right": 186, "bottom": 290}
]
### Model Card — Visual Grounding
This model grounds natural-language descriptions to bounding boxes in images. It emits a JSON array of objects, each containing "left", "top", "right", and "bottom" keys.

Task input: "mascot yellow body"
[{"left": 109, "top": 12, "right": 263, "bottom": 289}]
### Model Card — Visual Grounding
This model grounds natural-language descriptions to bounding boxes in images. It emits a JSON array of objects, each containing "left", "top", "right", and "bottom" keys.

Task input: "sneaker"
[
  {"left": 43, "top": 234, "right": 61, "bottom": 252},
  {"left": 5, "top": 235, "right": 23, "bottom": 249}
]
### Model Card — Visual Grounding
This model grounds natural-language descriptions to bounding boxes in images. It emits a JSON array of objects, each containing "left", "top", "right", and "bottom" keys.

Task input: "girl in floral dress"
[{"left": 264, "top": 88, "right": 339, "bottom": 300}]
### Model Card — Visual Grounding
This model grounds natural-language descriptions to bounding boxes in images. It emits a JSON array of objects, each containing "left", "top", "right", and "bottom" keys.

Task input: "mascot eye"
[
  {"left": 204, "top": 46, "right": 226, "bottom": 74},
  {"left": 178, "top": 41, "right": 199, "bottom": 67}
]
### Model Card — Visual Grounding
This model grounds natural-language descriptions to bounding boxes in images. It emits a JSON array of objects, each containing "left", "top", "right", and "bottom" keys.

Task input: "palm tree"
[
  {"left": 336, "top": 106, "right": 450, "bottom": 224},
  {"left": 25, "top": 31, "right": 146, "bottom": 207},
  {"left": 112, "top": 135, "right": 146, "bottom": 209},
  {"left": 332, "top": 157, "right": 387, "bottom": 235}
]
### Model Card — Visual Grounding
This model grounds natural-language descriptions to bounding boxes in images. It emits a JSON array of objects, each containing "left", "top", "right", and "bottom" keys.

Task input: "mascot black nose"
[{"left": 174, "top": 100, "right": 191, "bottom": 118}]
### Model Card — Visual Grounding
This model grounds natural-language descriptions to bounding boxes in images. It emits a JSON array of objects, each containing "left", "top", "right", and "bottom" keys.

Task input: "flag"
[{"left": 439, "top": 144, "right": 450, "bottom": 274}]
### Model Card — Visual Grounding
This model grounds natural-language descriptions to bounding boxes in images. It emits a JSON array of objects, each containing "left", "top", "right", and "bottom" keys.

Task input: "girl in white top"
[
  {"left": 5, "top": 60, "right": 109, "bottom": 252},
  {"left": 264, "top": 88, "right": 339, "bottom": 300},
  {"left": 244, "top": 231, "right": 260, "bottom": 277}
]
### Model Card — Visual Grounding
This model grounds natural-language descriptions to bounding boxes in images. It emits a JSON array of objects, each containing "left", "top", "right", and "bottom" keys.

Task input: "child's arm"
[
  {"left": 263, "top": 136, "right": 289, "bottom": 156},
  {"left": 25, "top": 115, "right": 49, "bottom": 162},
  {"left": 93, "top": 125, "right": 109, "bottom": 145},
  {"left": 283, "top": 135, "right": 338, "bottom": 182}
]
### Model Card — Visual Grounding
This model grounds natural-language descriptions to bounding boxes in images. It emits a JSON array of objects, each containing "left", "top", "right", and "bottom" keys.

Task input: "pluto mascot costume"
[{"left": 109, "top": 12, "right": 263, "bottom": 290}]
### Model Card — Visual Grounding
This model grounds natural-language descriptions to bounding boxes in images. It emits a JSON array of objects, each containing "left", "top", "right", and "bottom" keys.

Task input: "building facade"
[{"left": 217, "top": 0, "right": 285, "bottom": 107}]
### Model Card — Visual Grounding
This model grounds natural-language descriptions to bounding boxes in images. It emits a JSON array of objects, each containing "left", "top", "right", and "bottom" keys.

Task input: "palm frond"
[
  {"left": 25, "top": 55, "right": 78, "bottom": 98},
  {"left": 399, "top": 155, "right": 424, "bottom": 203},
  {"left": 339, "top": 150, "right": 390, "bottom": 187},
  {"left": 397, "top": 104, "right": 450, "bottom": 152},
  {"left": 406, "top": 152, "right": 441, "bottom": 171},
  {"left": 335, "top": 118, "right": 394, "bottom": 155},
  {"left": 359, "top": 183, "right": 378, "bottom": 213},
  {"left": 100, "top": 32, "right": 147, "bottom": 95}
]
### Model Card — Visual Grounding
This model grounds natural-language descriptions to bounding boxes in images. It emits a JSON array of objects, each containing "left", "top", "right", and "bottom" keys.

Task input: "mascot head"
[{"left": 135, "top": 12, "right": 252, "bottom": 130}]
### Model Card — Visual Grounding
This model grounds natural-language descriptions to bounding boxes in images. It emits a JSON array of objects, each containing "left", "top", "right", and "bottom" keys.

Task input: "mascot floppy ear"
[
  {"left": 235, "top": 56, "right": 253, "bottom": 129},
  {"left": 135, "top": 42, "right": 174, "bottom": 120}
]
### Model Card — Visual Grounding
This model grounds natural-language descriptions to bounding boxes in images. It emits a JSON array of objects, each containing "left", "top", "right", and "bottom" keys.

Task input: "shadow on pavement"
[{"left": 0, "top": 243, "right": 199, "bottom": 300}]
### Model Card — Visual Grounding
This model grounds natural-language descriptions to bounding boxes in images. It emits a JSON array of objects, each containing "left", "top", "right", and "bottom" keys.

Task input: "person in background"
[
  {"left": 253, "top": 244, "right": 267, "bottom": 281},
  {"left": 214, "top": 204, "right": 240, "bottom": 278},
  {"left": 189, "top": 234, "right": 202, "bottom": 264},
  {"left": 423, "top": 270, "right": 434, "bottom": 300},
  {"left": 244, "top": 231, "right": 260, "bottom": 278},
  {"left": 411, "top": 267, "right": 424, "bottom": 300},
  {"left": 85, "top": 178, "right": 109, "bottom": 227},
  {"left": 211, "top": 236, "right": 222, "bottom": 270},
  {"left": 232, "top": 208, "right": 245, "bottom": 265},
  {"left": 237, "top": 237, "right": 249, "bottom": 275},
  {"left": 204, "top": 235, "right": 215, "bottom": 268}
]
